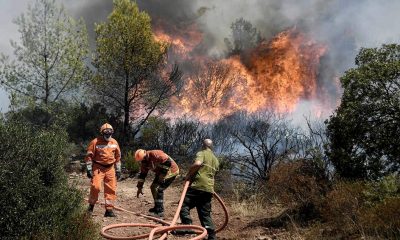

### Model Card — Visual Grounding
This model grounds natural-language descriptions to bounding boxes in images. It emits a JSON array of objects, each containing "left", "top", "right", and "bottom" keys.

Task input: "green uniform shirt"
[{"left": 190, "top": 149, "right": 220, "bottom": 193}]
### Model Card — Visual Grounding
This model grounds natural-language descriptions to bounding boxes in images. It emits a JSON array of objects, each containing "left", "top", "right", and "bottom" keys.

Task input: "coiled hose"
[{"left": 100, "top": 181, "right": 229, "bottom": 240}]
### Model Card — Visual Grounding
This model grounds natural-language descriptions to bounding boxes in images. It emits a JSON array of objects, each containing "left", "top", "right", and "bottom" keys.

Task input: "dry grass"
[
  {"left": 231, "top": 194, "right": 267, "bottom": 217},
  {"left": 313, "top": 177, "right": 400, "bottom": 239},
  {"left": 229, "top": 182, "right": 267, "bottom": 217}
]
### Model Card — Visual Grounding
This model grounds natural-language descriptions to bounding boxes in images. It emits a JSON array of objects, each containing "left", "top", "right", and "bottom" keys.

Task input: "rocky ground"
[{"left": 70, "top": 172, "right": 301, "bottom": 240}]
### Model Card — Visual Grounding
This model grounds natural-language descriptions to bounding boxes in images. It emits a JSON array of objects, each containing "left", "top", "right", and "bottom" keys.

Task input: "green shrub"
[
  {"left": 214, "top": 156, "right": 233, "bottom": 195},
  {"left": 363, "top": 174, "right": 400, "bottom": 204},
  {"left": 141, "top": 116, "right": 169, "bottom": 150},
  {"left": 359, "top": 175, "right": 400, "bottom": 238},
  {"left": 0, "top": 121, "right": 99, "bottom": 239},
  {"left": 124, "top": 150, "right": 140, "bottom": 177}
]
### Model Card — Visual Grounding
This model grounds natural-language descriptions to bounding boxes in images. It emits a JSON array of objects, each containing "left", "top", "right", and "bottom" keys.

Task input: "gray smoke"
[
  {"left": 2, "top": 0, "right": 400, "bottom": 115},
  {"left": 64, "top": 0, "right": 400, "bottom": 70},
  {"left": 73, "top": 0, "right": 400, "bottom": 74}
]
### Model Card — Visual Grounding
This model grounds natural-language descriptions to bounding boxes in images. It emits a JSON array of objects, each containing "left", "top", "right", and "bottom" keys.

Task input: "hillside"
[{"left": 72, "top": 173, "right": 294, "bottom": 240}]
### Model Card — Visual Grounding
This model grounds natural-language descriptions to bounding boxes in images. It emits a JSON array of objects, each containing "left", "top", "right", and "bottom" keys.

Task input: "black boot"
[
  {"left": 206, "top": 229, "right": 216, "bottom": 240},
  {"left": 149, "top": 211, "right": 164, "bottom": 218},
  {"left": 148, "top": 207, "right": 156, "bottom": 213},
  {"left": 104, "top": 209, "right": 116, "bottom": 217}
]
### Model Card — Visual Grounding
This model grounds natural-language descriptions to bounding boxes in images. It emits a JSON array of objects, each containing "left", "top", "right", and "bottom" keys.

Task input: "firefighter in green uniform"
[{"left": 177, "top": 138, "right": 220, "bottom": 240}]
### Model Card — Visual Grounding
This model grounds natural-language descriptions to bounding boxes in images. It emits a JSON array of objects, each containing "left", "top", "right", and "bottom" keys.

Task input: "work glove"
[
  {"left": 136, "top": 179, "right": 144, "bottom": 197},
  {"left": 115, "top": 161, "right": 122, "bottom": 181},
  {"left": 86, "top": 162, "right": 93, "bottom": 179},
  {"left": 136, "top": 187, "right": 144, "bottom": 198}
]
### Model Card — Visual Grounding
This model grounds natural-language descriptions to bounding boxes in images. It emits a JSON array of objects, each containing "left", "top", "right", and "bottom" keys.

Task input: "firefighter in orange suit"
[
  {"left": 135, "top": 149, "right": 179, "bottom": 217},
  {"left": 85, "top": 123, "right": 121, "bottom": 217}
]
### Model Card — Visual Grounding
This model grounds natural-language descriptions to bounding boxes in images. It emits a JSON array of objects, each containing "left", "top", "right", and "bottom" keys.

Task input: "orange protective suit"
[{"left": 85, "top": 136, "right": 121, "bottom": 210}]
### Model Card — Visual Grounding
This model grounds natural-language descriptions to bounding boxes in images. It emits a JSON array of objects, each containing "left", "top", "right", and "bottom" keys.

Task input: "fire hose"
[{"left": 99, "top": 181, "right": 229, "bottom": 240}]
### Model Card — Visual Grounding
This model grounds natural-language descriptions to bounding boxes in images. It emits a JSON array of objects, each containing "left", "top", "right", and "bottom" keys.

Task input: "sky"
[
  {"left": 0, "top": 0, "right": 108, "bottom": 112},
  {"left": 1, "top": 0, "right": 400, "bottom": 114},
  {"left": 0, "top": 0, "right": 31, "bottom": 112}
]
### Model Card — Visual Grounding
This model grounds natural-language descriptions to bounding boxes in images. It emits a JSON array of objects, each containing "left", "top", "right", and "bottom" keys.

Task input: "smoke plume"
[{"left": 66, "top": 0, "right": 400, "bottom": 122}]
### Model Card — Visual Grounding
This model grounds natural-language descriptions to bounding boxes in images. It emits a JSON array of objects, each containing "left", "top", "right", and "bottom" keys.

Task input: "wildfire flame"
[
  {"left": 248, "top": 29, "right": 327, "bottom": 112},
  {"left": 155, "top": 26, "right": 328, "bottom": 122},
  {"left": 153, "top": 19, "right": 202, "bottom": 56}
]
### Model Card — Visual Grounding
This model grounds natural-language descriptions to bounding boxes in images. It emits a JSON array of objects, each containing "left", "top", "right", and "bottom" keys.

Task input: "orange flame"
[
  {"left": 157, "top": 27, "right": 328, "bottom": 122},
  {"left": 153, "top": 20, "right": 202, "bottom": 57},
  {"left": 248, "top": 28, "right": 327, "bottom": 113},
  {"left": 169, "top": 58, "right": 250, "bottom": 122}
]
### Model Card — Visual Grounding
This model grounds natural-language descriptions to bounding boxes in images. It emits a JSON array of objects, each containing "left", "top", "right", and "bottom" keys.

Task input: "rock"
[
  {"left": 69, "top": 172, "right": 78, "bottom": 179},
  {"left": 68, "top": 160, "right": 83, "bottom": 174}
]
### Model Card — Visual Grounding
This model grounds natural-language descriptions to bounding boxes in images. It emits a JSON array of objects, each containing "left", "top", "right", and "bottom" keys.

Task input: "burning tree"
[
  {"left": 224, "top": 18, "right": 262, "bottom": 56},
  {"left": 166, "top": 27, "right": 327, "bottom": 122},
  {"left": 175, "top": 60, "right": 247, "bottom": 121},
  {"left": 92, "top": 0, "right": 183, "bottom": 144}
]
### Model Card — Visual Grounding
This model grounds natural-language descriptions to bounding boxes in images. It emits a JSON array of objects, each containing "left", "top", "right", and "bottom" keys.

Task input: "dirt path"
[{"left": 71, "top": 173, "right": 295, "bottom": 240}]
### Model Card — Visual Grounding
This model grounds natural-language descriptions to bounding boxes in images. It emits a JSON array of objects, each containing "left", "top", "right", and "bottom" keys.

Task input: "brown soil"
[{"left": 70, "top": 173, "right": 299, "bottom": 240}]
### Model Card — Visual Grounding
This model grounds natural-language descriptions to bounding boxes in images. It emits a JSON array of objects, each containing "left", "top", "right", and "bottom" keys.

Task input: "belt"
[{"left": 93, "top": 160, "right": 114, "bottom": 168}]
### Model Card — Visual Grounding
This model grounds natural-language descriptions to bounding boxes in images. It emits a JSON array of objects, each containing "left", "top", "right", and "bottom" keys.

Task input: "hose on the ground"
[{"left": 99, "top": 180, "right": 229, "bottom": 240}]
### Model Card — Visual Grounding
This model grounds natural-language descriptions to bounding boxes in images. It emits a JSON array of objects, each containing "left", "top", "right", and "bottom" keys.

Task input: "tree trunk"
[
  {"left": 44, "top": 4, "right": 49, "bottom": 105},
  {"left": 123, "top": 72, "right": 130, "bottom": 145}
]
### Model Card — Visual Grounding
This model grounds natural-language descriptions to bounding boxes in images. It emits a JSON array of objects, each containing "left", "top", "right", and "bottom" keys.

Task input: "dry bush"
[
  {"left": 320, "top": 181, "right": 366, "bottom": 235},
  {"left": 359, "top": 197, "right": 400, "bottom": 238},
  {"left": 319, "top": 176, "right": 400, "bottom": 239},
  {"left": 266, "top": 160, "right": 329, "bottom": 223}
]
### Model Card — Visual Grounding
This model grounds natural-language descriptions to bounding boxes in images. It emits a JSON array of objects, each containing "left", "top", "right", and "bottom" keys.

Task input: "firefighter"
[
  {"left": 174, "top": 139, "right": 220, "bottom": 240},
  {"left": 85, "top": 123, "right": 121, "bottom": 217},
  {"left": 135, "top": 149, "right": 179, "bottom": 218}
]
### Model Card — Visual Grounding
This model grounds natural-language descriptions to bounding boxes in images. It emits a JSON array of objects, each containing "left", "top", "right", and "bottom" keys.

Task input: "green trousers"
[
  {"left": 150, "top": 175, "right": 176, "bottom": 213},
  {"left": 179, "top": 188, "right": 216, "bottom": 240}
]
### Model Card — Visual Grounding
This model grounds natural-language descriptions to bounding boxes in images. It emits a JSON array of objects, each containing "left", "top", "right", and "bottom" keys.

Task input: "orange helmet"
[
  {"left": 135, "top": 149, "right": 146, "bottom": 161},
  {"left": 100, "top": 123, "right": 113, "bottom": 133}
]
